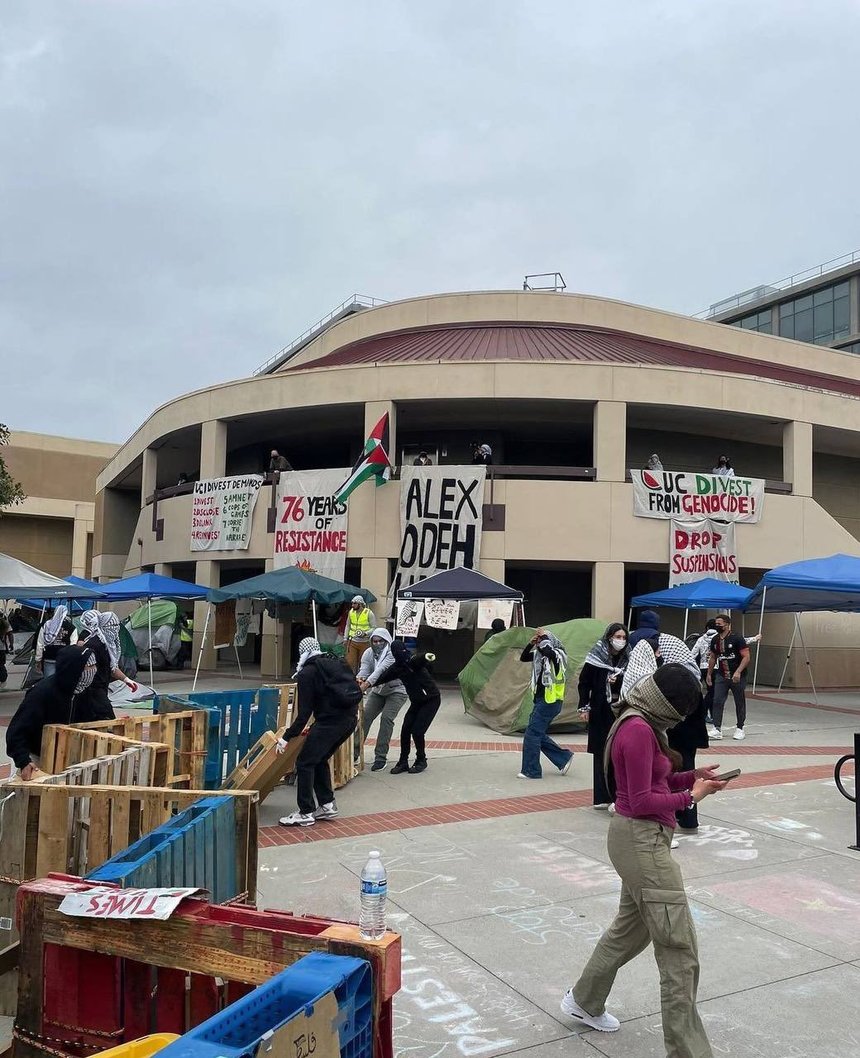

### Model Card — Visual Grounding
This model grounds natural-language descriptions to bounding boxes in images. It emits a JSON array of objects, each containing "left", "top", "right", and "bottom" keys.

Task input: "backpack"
[{"left": 313, "top": 653, "right": 363, "bottom": 711}]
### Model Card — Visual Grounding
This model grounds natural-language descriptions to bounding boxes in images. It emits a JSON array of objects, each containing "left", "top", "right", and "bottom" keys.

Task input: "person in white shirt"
[{"left": 712, "top": 454, "right": 735, "bottom": 477}]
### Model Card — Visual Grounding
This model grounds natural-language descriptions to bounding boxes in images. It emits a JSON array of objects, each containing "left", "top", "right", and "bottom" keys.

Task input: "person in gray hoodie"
[{"left": 356, "top": 628, "right": 410, "bottom": 771}]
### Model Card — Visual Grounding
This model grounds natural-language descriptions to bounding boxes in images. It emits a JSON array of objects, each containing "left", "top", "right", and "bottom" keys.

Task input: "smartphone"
[{"left": 715, "top": 768, "right": 741, "bottom": 782}]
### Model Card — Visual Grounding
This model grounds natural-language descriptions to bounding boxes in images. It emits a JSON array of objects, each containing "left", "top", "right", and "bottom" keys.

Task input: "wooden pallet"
[
  {"left": 40, "top": 726, "right": 171, "bottom": 786},
  {"left": 222, "top": 730, "right": 308, "bottom": 803},
  {"left": 262, "top": 682, "right": 299, "bottom": 727}
]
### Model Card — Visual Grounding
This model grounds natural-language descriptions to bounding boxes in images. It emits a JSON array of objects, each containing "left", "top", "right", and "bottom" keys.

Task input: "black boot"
[
  {"left": 390, "top": 760, "right": 410, "bottom": 774},
  {"left": 408, "top": 759, "right": 427, "bottom": 773}
]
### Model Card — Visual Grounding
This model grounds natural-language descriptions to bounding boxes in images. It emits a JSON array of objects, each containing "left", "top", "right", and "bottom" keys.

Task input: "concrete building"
[
  {"left": 0, "top": 431, "right": 118, "bottom": 578},
  {"left": 92, "top": 289, "right": 860, "bottom": 686}
]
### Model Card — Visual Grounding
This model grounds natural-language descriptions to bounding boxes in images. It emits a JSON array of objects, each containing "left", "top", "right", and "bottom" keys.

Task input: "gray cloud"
[{"left": 2, "top": 0, "right": 859, "bottom": 441}]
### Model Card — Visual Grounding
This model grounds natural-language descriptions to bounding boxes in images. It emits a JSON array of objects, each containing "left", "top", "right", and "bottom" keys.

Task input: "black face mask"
[{"left": 716, "top": 625, "right": 726, "bottom": 634}]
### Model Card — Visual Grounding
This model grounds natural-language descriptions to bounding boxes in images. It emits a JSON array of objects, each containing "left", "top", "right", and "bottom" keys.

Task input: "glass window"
[
  {"left": 734, "top": 308, "right": 772, "bottom": 333},
  {"left": 780, "top": 315, "right": 795, "bottom": 339},
  {"left": 794, "top": 307, "right": 814, "bottom": 343},
  {"left": 835, "top": 281, "right": 850, "bottom": 299},
  {"left": 813, "top": 302, "right": 834, "bottom": 342},
  {"left": 776, "top": 280, "right": 855, "bottom": 345},
  {"left": 813, "top": 287, "right": 833, "bottom": 306},
  {"left": 834, "top": 294, "right": 850, "bottom": 336}
]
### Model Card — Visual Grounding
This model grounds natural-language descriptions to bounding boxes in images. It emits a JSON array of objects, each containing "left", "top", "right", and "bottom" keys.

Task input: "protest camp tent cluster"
[
  {"left": 0, "top": 553, "right": 103, "bottom": 601},
  {"left": 459, "top": 617, "right": 604, "bottom": 733}
]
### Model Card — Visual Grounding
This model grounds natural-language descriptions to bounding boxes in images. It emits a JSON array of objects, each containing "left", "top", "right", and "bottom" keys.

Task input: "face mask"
[
  {"left": 610, "top": 637, "right": 627, "bottom": 651},
  {"left": 716, "top": 625, "right": 726, "bottom": 634},
  {"left": 371, "top": 639, "right": 385, "bottom": 655}
]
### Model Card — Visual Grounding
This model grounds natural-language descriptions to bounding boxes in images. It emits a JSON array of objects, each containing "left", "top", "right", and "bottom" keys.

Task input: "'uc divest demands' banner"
[
  {"left": 392, "top": 466, "right": 486, "bottom": 598},
  {"left": 631, "top": 470, "right": 764, "bottom": 523},
  {"left": 273, "top": 468, "right": 350, "bottom": 580},
  {"left": 190, "top": 476, "right": 263, "bottom": 551},
  {"left": 669, "top": 518, "right": 738, "bottom": 586}
]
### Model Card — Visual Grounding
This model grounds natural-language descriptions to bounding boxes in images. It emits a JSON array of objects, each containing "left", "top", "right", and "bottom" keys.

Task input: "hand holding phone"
[{"left": 715, "top": 768, "right": 741, "bottom": 783}]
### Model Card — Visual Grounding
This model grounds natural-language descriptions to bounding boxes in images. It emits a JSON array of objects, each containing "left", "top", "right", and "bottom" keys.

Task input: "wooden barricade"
[
  {"left": 222, "top": 731, "right": 308, "bottom": 802},
  {"left": 13, "top": 876, "right": 399, "bottom": 1058},
  {"left": 40, "top": 727, "right": 171, "bottom": 787}
]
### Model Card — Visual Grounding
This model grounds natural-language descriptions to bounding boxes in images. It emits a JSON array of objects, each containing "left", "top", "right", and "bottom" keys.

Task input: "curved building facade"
[{"left": 94, "top": 291, "right": 860, "bottom": 685}]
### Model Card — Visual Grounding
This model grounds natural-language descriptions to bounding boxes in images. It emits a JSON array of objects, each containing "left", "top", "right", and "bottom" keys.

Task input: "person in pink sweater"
[{"left": 561, "top": 663, "right": 727, "bottom": 1058}]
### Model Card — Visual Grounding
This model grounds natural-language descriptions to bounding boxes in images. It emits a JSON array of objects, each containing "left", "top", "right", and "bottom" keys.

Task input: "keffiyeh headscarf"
[
  {"left": 620, "top": 634, "right": 699, "bottom": 701},
  {"left": 80, "top": 610, "right": 122, "bottom": 668},
  {"left": 43, "top": 606, "right": 69, "bottom": 646},
  {"left": 531, "top": 631, "right": 568, "bottom": 692},
  {"left": 75, "top": 649, "right": 98, "bottom": 695},
  {"left": 294, "top": 636, "right": 322, "bottom": 675}
]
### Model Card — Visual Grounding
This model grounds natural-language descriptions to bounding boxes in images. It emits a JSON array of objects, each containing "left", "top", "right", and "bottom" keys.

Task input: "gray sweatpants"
[{"left": 360, "top": 689, "right": 408, "bottom": 764}]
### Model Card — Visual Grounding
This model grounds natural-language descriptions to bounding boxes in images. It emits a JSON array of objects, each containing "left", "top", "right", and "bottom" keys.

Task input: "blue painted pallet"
[
  {"left": 156, "top": 953, "right": 373, "bottom": 1058},
  {"left": 86, "top": 795, "right": 239, "bottom": 902},
  {"left": 155, "top": 689, "right": 280, "bottom": 788}
]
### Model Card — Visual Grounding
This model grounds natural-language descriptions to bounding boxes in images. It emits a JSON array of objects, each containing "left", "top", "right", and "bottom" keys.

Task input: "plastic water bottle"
[{"left": 359, "top": 850, "right": 387, "bottom": 940}]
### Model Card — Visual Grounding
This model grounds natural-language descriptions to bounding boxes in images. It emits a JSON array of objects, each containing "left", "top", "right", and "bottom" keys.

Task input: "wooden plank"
[
  {"left": 87, "top": 793, "right": 112, "bottom": 871},
  {"left": 222, "top": 730, "right": 306, "bottom": 803},
  {"left": 34, "top": 789, "right": 70, "bottom": 877}
]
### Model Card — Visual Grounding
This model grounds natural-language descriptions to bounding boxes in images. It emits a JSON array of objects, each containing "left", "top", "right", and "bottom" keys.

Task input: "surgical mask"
[{"left": 610, "top": 637, "right": 627, "bottom": 651}]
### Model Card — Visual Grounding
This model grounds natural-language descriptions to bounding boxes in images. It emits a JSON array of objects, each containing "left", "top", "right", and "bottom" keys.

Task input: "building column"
[
  {"left": 592, "top": 562, "right": 624, "bottom": 624},
  {"left": 593, "top": 401, "right": 627, "bottom": 482},
  {"left": 260, "top": 558, "right": 290, "bottom": 679},
  {"left": 192, "top": 559, "right": 220, "bottom": 672},
  {"left": 71, "top": 505, "right": 90, "bottom": 578},
  {"left": 361, "top": 557, "right": 391, "bottom": 624},
  {"left": 200, "top": 420, "right": 227, "bottom": 480},
  {"left": 783, "top": 421, "right": 813, "bottom": 497},
  {"left": 154, "top": 563, "right": 172, "bottom": 577},
  {"left": 141, "top": 448, "right": 158, "bottom": 506}
]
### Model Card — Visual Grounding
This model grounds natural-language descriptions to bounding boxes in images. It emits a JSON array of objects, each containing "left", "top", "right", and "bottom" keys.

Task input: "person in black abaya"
[{"left": 579, "top": 623, "right": 631, "bottom": 808}]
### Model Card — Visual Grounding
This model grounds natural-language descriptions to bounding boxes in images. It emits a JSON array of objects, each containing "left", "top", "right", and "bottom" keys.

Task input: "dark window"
[
  {"left": 777, "top": 281, "right": 852, "bottom": 346},
  {"left": 732, "top": 308, "right": 772, "bottom": 334}
]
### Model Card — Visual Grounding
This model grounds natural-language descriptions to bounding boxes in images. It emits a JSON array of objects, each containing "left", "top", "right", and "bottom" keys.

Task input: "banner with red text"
[
  {"left": 273, "top": 468, "right": 350, "bottom": 579},
  {"left": 632, "top": 470, "right": 764, "bottom": 523},
  {"left": 190, "top": 476, "right": 263, "bottom": 551},
  {"left": 670, "top": 518, "right": 738, "bottom": 586}
]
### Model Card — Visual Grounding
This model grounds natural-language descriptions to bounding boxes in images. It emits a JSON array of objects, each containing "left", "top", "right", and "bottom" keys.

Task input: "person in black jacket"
[
  {"left": 667, "top": 687, "right": 710, "bottom": 832},
  {"left": 278, "top": 637, "right": 362, "bottom": 828},
  {"left": 391, "top": 652, "right": 441, "bottom": 774},
  {"left": 578, "top": 623, "right": 630, "bottom": 808},
  {"left": 6, "top": 645, "right": 97, "bottom": 779}
]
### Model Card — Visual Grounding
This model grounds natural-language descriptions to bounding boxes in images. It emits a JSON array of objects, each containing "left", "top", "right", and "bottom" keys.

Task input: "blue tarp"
[
  {"left": 631, "top": 578, "right": 753, "bottom": 611},
  {"left": 98, "top": 572, "right": 209, "bottom": 601},
  {"left": 745, "top": 553, "right": 860, "bottom": 613}
]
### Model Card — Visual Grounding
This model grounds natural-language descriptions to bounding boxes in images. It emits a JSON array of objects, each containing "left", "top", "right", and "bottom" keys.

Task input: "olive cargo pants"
[{"left": 573, "top": 815, "right": 713, "bottom": 1058}]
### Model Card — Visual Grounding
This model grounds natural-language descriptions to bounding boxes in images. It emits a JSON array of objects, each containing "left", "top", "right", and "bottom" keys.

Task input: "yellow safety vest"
[
  {"left": 347, "top": 608, "right": 372, "bottom": 639},
  {"left": 543, "top": 666, "right": 566, "bottom": 704}
]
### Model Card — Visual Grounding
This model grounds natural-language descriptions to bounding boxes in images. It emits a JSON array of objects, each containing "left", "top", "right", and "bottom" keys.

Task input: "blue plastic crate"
[{"left": 157, "top": 953, "right": 372, "bottom": 1058}]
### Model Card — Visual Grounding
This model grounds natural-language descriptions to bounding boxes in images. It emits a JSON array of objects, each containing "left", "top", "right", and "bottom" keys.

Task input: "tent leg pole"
[
  {"left": 312, "top": 598, "right": 318, "bottom": 640},
  {"left": 148, "top": 599, "right": 154, "bottom": 690},
  {"left": 235, "top": 643, "right": 243, "bottom": 681},
  {"left": 683, "top": 610, "right": 689, "bottom": 640},
  {"left": 192, "top": 605, "right": 211, "bottom": 692},
  {"left": 794, "top": 614, "right": 817, "bottom": 704},
  {"left": 752, "top": 586, "right": 766, "bottom": 694},
  {"left": 626, "top": 607, "right": 632, "bottom": 631},
  {"left": 777, "top": 621, "right": 797, "bottom": 693}
]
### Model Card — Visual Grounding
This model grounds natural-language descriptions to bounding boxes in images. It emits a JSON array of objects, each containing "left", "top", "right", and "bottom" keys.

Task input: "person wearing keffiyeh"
[
  {"left": 517, "top": 628, "right": 573, "bottom": 779},
  {"left": 76, "top": 609, "right": 137, "bottom": 720},
  {"left": 35, "top": 606, "right": 77, "bottom": 676},
  {"left": 579, "top": 624, "right": 630, "bottom": 808}
]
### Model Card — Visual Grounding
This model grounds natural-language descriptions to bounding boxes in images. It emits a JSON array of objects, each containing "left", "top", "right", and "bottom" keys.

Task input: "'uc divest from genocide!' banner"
[
  {"left": 631, "top": 470, "right": 764, "bottom": 524},
  {"left": 273, "top": 468, "right": 350, "bottom": 580},
  {"left": 190, "top": 476, "right": 264, "bottom": 551},
  {"left": 392, "top": 466, "right": 486, "bottom": 599},
  {"left": 669, "top": 518, "right": 738, "bottom": 586}
]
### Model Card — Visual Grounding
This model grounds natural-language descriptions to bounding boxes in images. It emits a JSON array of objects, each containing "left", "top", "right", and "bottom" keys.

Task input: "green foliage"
[{"left": 0, "top": 423, "right": 25, "bottom": 514}]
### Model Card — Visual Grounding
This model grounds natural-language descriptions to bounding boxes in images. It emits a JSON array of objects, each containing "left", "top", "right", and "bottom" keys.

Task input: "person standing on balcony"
[
  {"left": 645, "top": 453, "right": 663, "bottom": 471},
  {"left": 706, "top": 614, "right": 750, "bottom": 741},
  {"left": 343, "top": 595, "right": 376, "bottom": 672},
  {"left": 472, "top": 443, "right": 493, "bottom": 466},
  {"left": 712, "top": 454, "right": 735, "bottom": 477},
  {"left": 412, "top": 451, "right": 433, "bottom": 466},
  {"left": 269, "top": 449, "right": 293, "bottom": 475},
  {"left": 518, "top": 629, "right": 573, "bottom": 779}
]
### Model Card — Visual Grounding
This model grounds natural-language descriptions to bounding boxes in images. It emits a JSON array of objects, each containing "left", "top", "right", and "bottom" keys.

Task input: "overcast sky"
[{"left": 3, "top": 1, "right": 859, "bottom": 443}]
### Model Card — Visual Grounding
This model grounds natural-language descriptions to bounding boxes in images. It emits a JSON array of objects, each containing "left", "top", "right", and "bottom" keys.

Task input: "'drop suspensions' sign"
[
  {"left": 631, "top": 470, "right": 764, "bottom": 524},
  {"left": 391, "top": 466, "right": 486, "bottom": 598},
  {"left": 273, "top": 468, "right": 350, "bottom": 580},
  {"left": 190, "top": 476, "right": 264, "bottom": 551},
  {"left": 669, "top": 518, "right": 739, "bottom": 586}
]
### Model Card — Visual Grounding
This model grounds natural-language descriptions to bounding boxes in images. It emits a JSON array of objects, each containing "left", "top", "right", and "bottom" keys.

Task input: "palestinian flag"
[{"left": 334, "top": 412, "right": 392, "bottom": 505}]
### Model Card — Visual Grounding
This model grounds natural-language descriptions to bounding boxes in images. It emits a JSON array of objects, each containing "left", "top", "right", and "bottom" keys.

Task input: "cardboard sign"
[
  {"left": 423, "top": 598, "right": 460, "bottom": 630},
  {"left": 59, "top": 887, "right": 201, "bottom": 921},
  {"left": 669, "top": 518, "right": 738, "bottom": 586},
  {"left": 477, "top": 599, "right": 515, "bottom": 629},
  {"left": 261, "top": 990, "right": 340, "bottom": 1058},
  {"left": 391, "top": 466, "right": 486, "bottom": 599},
  {"left": 395, "top": 601, "right": 423, "bottom": 637},
  {"left": 274, "top": 469, "right": 350, "bottom": 579},
  {"left": 190, "top": 476, "right": 263, "bottom": 550},
  {"left": 632, "top": 470, "right": 764, "bottom": 523}
]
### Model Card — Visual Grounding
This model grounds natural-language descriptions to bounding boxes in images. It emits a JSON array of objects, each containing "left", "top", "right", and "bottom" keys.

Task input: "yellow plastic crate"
[{"left": 96, "top": 1034, "right": 180, "bottom": 1058}]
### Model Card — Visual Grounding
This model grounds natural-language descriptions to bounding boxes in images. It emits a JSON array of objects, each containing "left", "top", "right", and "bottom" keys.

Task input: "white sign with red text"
[
  {"left": 59, "top": 886, "right": 201, "bottom": 921},
  {"left": 670, "top": 518, "right": 738, "bottom": 586},
  {"left": 190, "top": 476, "right": 263, "bottom": 551},
  {"left": 632, "top": 470, "right": 764, "bottom": 524},
  {"left": 273, "top": 469, "right": 350, "bottom": 579}
]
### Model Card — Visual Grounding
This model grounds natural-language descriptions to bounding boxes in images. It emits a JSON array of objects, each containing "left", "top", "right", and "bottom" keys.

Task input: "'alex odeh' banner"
[
  {"left": 669, "top": 518, "right": 738, "bottom": 586},
  {"left": 632, "top": 470, "right": 764, "bottom": 524}
]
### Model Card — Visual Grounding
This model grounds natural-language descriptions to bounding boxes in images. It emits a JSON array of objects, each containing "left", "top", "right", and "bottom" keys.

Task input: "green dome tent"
[{"left": 459, "top": 618, "right": 605, "bottom": 734}]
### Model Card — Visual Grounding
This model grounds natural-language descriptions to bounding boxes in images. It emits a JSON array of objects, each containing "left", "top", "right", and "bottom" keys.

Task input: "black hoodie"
[{"left": 6, "top": 646, "right": 92, "bottom": 768}]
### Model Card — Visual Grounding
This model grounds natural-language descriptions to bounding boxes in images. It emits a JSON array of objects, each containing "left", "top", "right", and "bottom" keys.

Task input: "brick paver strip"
[
  {"left": 373, "top": 739, "right": 847, "bottom": 756},
  {"left": 260, "top": 761, "right": 838, "bottom": 846}
]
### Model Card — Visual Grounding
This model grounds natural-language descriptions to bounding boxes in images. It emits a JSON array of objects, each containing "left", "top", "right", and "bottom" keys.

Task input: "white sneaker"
[
  {"left": 517, "top": 772, "right": 540, "bottom": 779},
  {"left": 593, "top": 803, "right": 611, "bottom": 811},
  {"left": 608, "top": 802, "right": 616, "bottom": 814},
  {"left": 313, "top": 801, "right": 339, "bottom": 819},
  {"left": 733, "top": 728, "right": 745, "bottom": 741},
  {"left": 560, "top": 990, "right": 620, "bottom": 1032},
  {"left": 560, "top": 755, "right": 574, "bottom": 775},
  {"left": 670, "top": 838, "right": 680, "bottom": 849},
  {"left": 279, "top": 811, "right": 315, "bottom": 827},
  {"left": 709, "top": 728, "right": 723, "bottom": 741}
]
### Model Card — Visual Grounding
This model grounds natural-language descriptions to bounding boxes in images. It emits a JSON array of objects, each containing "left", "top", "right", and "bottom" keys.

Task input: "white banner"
[
  {"left": 273, "top": 469, "right": 350, "bottom": 579},
  {"left": 395, "top": 601, "right": 424, "bottom": 637},
  {"left": 670, "top": 518, "right": 738, "bottom": 586},
  {"left": 392, "top": 466, "right": 486, "bottom": 598},
  {"left": 477, "top": 599, "right": 516, "bottom": 629},
  {"left": 190, "top": 476, "right": 263, "bottom": 551},
  {"left": 59, "top": 886, "right": 201, "bottom": 921},
  {"left": 424, "top": 598, "right": 461, "bottom": 630},
  {"left": 632, "top": 470, "right": 764, "bottom": 524}
]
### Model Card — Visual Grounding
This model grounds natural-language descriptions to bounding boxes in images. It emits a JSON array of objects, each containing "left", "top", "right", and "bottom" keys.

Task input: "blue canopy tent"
[
  {"left": 98, "top": 573, "right": 209, "bottom": 687},
  {"left": 745, "top": 554, "right": 860, "bottom": 697},
  {"left": 19, "top": 575, "right": 106, "bottom": 613},
  {"left": 629, "top": 578, "right": 754, "bottom": 639}
]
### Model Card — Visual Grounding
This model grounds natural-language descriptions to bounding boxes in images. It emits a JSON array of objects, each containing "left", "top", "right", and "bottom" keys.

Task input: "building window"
[
  {"left": 838, "top": 340, "right": 860, "bottom": 354},
  {"left": 731, "top": 308, "right": 773, "bottom": 333},
  {"left": 778, "top": 282, "right": 850, "bottom": 345}
]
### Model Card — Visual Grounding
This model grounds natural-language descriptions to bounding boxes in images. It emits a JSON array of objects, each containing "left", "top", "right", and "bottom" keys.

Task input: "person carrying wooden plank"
[{"left": 278, "top": 637, "right": 363, "bottom": 827}]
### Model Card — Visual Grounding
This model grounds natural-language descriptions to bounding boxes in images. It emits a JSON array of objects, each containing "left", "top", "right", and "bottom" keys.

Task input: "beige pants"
[
  {"left": 345, "top": 638, "right": 367, "bottom": 673},
  {"left": 573, "top": 815, "right": 713, "bottom": 1058}
]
